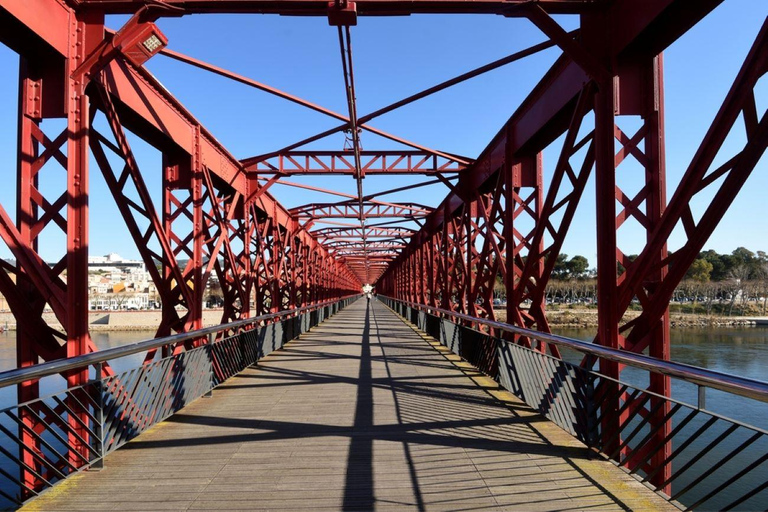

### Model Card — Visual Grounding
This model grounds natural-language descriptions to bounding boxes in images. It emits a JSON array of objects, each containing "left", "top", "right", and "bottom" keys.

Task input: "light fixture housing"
[{"left": 119, "top": 23, "right": 168, "bottom": 67}]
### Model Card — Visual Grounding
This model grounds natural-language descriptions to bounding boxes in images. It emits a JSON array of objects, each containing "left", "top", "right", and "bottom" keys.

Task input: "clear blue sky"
[{"left": 0, "top": 1, "right": 765, "bottom": 270}]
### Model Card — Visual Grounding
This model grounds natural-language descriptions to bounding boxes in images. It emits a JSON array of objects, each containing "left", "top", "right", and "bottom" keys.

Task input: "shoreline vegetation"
[
  {"left": 489, "top": 247, "right": 768, "bottom": 328},
  {"left": 494, "top": 307, "right": 766, "bottom": 329}
]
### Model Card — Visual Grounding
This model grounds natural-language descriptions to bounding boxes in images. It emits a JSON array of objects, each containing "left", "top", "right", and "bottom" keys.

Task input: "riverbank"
[
  {"left": 0, "top": 307, "right": 763, "bottom": 331},
  {"left": 0, "top": 310, "right": 228, "bottom": 331},
  {"left": 495, "top": 307, "right": 766, "bottom": 328}
]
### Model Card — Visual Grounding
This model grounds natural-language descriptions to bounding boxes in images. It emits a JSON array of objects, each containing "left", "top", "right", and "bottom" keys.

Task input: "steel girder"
[
  {"left": 247, "top": 151, "right": 466, "bottom": 175},
  {"left": 0, "top": 10, "right": 105, "bottom": 492},
  {"left": 292, "top": 202, "right": 432, "bottom": 220},
  {"left": 1, "top": 0, "right": 762, "bottom": 498},
  {"left": 314, "top": 227, "right": 414, "bottom": 240},
  {"left": 73, "top": 0, "right": 602, "bottom": 16}
]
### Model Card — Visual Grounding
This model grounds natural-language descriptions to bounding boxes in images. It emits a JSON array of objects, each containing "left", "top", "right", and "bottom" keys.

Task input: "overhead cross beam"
[
  {"left": 249, "top": 150, "right": 466, "bottom": 175},
  {"left": 292, "top": 202, "right": 432, "bottom": 220},
  {"left": 76, "top": 0, "right": 604, "bottom": 16},
  {"left": 242, "top": 34, "right": 568, "bottom": 163},
  {"left": 159, "top": 46, "right": 467, "bottom": 166},
  {"left": 314, "top": 226, "right": 415, "bottom": 238}
]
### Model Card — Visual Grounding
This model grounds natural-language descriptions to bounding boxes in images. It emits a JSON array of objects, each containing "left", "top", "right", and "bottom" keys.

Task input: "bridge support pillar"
[
  {"left": 588, "top": 19, "right": 671, "bottom": 488},
  {"left": 0, "top": 11, "right": 105, "bottom": 494}
]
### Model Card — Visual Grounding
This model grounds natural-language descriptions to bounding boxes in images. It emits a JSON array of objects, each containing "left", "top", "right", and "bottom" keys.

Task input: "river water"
[
  {"left": 0, "top": 327, "right": 765, "bottom": 509},
  {"left": 552, "top": 326, "right": 768, "bottom": 510},
  {"left": 552, "top": 326, "right": 768, "bottom": 427}
]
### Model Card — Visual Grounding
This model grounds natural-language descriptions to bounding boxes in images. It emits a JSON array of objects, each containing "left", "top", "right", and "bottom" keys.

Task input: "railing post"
[
  {"left": 697, "top": 385, "right": 706, "bottom": 410},
  {"left": 91, "top": 362, "right": 105, "bottom": 470},
  {"left": 204, "top": 332, "right": 215, "bottom": 398}
]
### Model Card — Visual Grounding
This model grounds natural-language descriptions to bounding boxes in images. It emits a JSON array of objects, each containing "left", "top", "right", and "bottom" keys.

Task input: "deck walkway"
[{"left": 25, "top": 299, "right": 674, "bottom": 511}]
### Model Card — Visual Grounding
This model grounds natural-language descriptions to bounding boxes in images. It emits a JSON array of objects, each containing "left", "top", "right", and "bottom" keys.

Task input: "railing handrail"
[
  {"left": 380, "top": 295, "right": 768, "bottom": 403},
  {"left": 0, "top": 295, "right": 361, "bottom": 390}
]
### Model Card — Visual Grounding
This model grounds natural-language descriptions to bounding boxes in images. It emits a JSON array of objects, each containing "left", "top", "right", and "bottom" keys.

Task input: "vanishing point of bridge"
[{"left": 0, "top": 0, "right": 766, "bottom": 510}]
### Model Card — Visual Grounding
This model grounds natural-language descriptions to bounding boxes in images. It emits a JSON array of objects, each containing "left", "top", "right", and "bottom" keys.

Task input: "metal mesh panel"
[
  {"left": 212, "top": 333, "right": 259, "bottom": 385},
  {"left": 497, "top": 341, "right": 594, "bottom": 443},
  {"left": 102, "top": 346, "right": 212, "bottom": 452},
  {"left": 0, "top": 385, "right": 100, "bottom": 508},
  {"left": 590, "top": 374, "right": 768, "bottom": 511}
]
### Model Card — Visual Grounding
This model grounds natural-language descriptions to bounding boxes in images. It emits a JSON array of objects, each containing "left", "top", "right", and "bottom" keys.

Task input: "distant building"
[{"left": 88, "top": 253, "right": 144, "bottom": 272}]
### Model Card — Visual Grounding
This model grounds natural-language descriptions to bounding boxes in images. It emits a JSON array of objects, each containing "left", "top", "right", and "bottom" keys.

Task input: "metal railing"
[
  {"left": 0, "top": 295, "right": 359, "bottom": 509},
  {"left": 379, "top": 296, "right": 768, "bottom": 511}
]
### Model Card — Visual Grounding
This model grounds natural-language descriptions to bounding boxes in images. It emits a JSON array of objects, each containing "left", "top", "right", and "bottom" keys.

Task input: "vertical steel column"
[
  {"left": 465, "top": 201, "right": 473, "bottom": 317},
  {"left": 530, "top": 156, "right": 546, "bottom": 348},
  {"left": 301, "top": 244, "right": 309, "bottom": 307},
  {"left": 162, "top": 151, "right": 203, "bottom": 346},
  {"left": 587, "top": 10, "right": 671, "bottom": 481},
  {"left": 271, "top": 219, "right": 282, "bottom": 312},
  {"left": 505, "top": 154, "right": 548, "bottom": 350},
  {"left": 66, "top": 29, "right": 92, "bottom": 465},
  {"left": 65, "top": 11, "right": 104, "bottom": 468},
  {"left": 15, "top": 60, "right": 43, "bottom": 491},
  {"left": 288, "top": 232, "right": 297, "bottom": 309},
  {"left": 242, "top": 214, "right": 253, "bottom": 317},
  {"left": 190, "top": 129, "right": 205, "bottom": 334},
  {"left": 161, "top": 159, "right": 180, "bottom": 340},
  {"left": 621, "top": 56, "right": 671, "bottom": 490},
  {"left": 640, "top": 56, "right": 671, "bottom": 489},
  {"left": 441, "top": 205, "right": 450, "bottom": 310},
  {"left": 593, "top": 75, "right": 624, "bottom": 452}
]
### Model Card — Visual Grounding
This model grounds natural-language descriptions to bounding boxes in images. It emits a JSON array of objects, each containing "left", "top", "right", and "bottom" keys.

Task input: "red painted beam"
[
  {"left": 0, "top": 0, "right": 354, "bottom": 288},
  {"left": 76, "top": 0, "right": 603, "bottom": 16},
  {"left": 249, "top": 151, "right": 466, "bottom": 175},
  {"left": 293, "top": 202, "right": 432, "bottom": 220},
  {"left": 0, "top": 0, "right": 70, "bottom": 55},
  {"left": 100, "top": 58, "right": 247, "bottom": 192},
  {"left": 400, "top": 0, "right": 723, "bottom": 248},
  {"left": 97, "top": 58, "right": 332, "bottom": 257}
]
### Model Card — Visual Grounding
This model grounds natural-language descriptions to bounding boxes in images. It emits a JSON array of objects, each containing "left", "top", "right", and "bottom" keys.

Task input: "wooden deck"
[{"left": 25, "top": 299, "right": 674, "bottom": 511}]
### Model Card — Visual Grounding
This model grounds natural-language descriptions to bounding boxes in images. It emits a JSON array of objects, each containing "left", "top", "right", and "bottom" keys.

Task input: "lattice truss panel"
[{"left": 0, "top": 0, "right": 765, "bottom": 502}]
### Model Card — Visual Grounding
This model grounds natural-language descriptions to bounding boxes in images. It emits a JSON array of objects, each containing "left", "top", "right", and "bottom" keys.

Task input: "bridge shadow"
[
  {"left": 115, "top": 300, "right": 635, "bottom": 511},
  {"left": 369, "top": 299, "right": 426, "bottom": 511},
  {"left": 342, "top": 297, "right": 374, "bottom": 511}
]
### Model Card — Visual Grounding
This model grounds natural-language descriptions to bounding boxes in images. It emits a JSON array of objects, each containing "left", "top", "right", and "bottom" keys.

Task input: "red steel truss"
[
  {"left": 74, "top": 0, "right": 601, "bottom": 16},
  {"left": 1, "top": 0, "right": 765, "bottom": 497},
  {"left": 246, "top": 151, "right": 466, "bottom": 176},
  {"left": 292, "top": 202, "right": 432, "bottom": 220}
]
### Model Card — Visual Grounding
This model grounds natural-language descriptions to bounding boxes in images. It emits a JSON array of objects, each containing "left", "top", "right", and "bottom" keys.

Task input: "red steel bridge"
[{"left": 0, "top": 0, "right": 766, "bottom": 510}]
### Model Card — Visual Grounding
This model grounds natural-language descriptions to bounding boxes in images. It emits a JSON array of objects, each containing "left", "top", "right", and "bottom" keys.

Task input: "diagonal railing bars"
[
  {"left": 0, "top": 295, "right": 359, "bottom": 509},
  {"left": 379, "top": 296, "right": 768, "bottom": 512}
]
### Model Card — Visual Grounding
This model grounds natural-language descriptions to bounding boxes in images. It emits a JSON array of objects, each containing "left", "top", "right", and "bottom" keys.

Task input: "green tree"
[
  {"left": 552, "top": 253, "right": 569, "bottom": 279},
  {"left": 687, "top": 258, "right": 713, "bottom": 282},
  {"left": 494, "top": 275, "right": 506, "bottom": 298},
  {"left": 699, "top": 250, "right": 733, "bottom": 281},
  {"left": 566, "top": 255, "right": 589, "bottom": 278}
]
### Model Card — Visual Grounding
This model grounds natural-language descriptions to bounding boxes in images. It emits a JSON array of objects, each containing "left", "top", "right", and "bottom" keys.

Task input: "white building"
[{"left": 89, "top": 253, "right": 145, "bottom": 273}]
